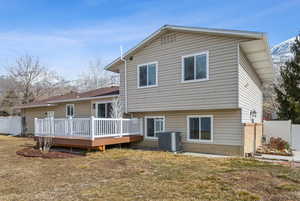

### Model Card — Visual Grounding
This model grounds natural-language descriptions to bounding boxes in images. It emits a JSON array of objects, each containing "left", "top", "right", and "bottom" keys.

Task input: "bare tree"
[
  {"left": 6, "top": 55, "right": 71, "bottom": 104},
  {"left": 38, "top": 136, "right": 53, "bottom": 153},
  {"left": 77, "top": 59, "right": 119, "bottom": 91},
  {"left": 111, "top": 97, "right": 123, "bottom": 119},
  {"left": 7, "top": 55, "right": 45, "bottom": 104}
]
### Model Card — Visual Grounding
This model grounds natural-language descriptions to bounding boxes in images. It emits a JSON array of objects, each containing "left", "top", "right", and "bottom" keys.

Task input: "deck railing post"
[
  {"left": 140, "top": 118, "right": 143, "bottom": 136},
  {"left": 69, "top": 116, "right": 73, "bottom": 137},
  {"left": 51, "top": 117, "right": 54, "bottom": 137},
  {"left": 34, "top": 118, "right": 38, "bottom": 136},
  {"left": 120, "top": 118, "right": 123, "bottom": 137},
  {"left": 91, "top": 116, "right": 95, "bottom": 140}
]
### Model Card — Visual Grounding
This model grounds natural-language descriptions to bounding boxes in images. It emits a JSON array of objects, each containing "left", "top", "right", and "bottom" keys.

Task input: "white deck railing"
[{"left": 34, "top": 117, "right": 143, "bottom": 139}]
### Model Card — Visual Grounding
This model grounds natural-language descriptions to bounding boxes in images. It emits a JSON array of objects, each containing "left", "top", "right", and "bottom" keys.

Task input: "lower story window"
[
  {"left": 96, "top": 103, "right": 112, "bottom": 118},
  {"left": 145, "top": 116, "right": 165, "bottom": 139},
  {"left": 187, "top": 115, "right": 213, "bottom": 142}
]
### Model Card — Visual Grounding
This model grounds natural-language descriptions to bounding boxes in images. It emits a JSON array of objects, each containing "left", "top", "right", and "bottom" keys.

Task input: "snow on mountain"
[
  {"left": 271, "top": 37, "right": 295, "bottom": 76},
  {"left": 271, "top": 37, "right": 295, "bottom": 64}
]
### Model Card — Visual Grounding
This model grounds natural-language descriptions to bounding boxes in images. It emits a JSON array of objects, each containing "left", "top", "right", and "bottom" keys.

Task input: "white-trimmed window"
[
  {"left": 187, "top": 115, "right": 213, "bottom": 142},
  {"left": 182, "top": 51, "right": 209, "bottom": 82},
  {"left": 95, "top": 102, "right": 112, "bottom": 118},
  {"left": 66, "top": 104, "right": 75, "bottom": 117},
  {"left": 138, "top": 62, "right": 158, "bottom": 88},
  {"left": 145, "top": 116, "right": 165, "bottom": 139}
]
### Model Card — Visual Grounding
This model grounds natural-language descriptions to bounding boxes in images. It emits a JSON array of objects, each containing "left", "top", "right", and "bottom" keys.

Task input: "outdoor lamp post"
[{"left": 250, "top": 110, "right": 257, "bottom": 123}]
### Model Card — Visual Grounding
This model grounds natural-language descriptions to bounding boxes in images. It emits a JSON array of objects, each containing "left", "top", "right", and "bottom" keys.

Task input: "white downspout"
[{"left": 120, "top": 46, "right": 128, "bottom": 114}]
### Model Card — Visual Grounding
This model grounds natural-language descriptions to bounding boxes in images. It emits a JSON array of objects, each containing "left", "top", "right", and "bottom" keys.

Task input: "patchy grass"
[{"left": 1, "top": 135, "right": 300, "bottom": 201}]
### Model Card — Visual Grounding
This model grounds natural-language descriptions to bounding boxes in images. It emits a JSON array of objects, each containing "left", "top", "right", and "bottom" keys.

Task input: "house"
[
  {"left": 105, "top": 25, "right": 273, "bottom": 155},
  {"left": 17, "top": 86, "right": 119, "bottom": 135}
]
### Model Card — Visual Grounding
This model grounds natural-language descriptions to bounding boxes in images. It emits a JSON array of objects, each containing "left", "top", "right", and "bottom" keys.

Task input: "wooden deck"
[{"left": 34, "top": 135, "right": 143, "bottom": 151}]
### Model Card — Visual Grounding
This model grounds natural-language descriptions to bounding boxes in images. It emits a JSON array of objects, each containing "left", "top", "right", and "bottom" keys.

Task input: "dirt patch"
[{"left": 16, "top": 147, "right": 83, "bottom": 159}]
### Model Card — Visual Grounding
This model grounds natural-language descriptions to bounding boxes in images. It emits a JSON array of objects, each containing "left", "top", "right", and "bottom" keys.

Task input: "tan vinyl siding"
[
  {"left": 239, "top": 49, "right": 263, "bottom": 123},
  {"left": 132, "top": 109, "right": 243, "bottom": 146},
  {"left": 120, "top": 31, "right": 251, "bottom": 112}
]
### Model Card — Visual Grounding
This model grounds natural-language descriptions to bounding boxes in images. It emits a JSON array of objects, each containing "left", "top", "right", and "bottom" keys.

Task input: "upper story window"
[
  {"left": 66, "top": 104, "right": 75, "bottom": 117},
  {"left": 137, "top": 62, "right": 158, "bottom": 88},
  {"left": 182, "top": 51, "right": 209, "bottom": 82}
]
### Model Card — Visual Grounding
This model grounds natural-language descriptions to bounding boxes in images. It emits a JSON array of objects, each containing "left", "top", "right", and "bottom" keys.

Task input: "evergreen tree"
[
  {"left": 274, "top": 34, "right": 300, "bottom": 123},
  {"left": 0, "top": 89, "right": 19, "bottom": 115}
]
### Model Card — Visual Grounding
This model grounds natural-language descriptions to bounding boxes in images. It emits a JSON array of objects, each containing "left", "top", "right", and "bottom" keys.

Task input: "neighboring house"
[
  {"left": 105, "top": 25, "right": 273, "bottom": 155},
  {"left": 17, "top": 86, "right": 119, "bottom": 135}
]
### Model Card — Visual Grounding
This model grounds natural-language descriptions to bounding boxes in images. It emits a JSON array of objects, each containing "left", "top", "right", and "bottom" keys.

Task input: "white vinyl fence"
[
  {"left": 35, "top": 117, "right": 142, "bottom": 139},
  {"left": 0, "top": 116, "right": 22, "bottom": 135},
  {"left": 292, "top": 124, "right": 300, "bottom": 150},
  {"left": 263, "top": 120, "right": 300, "bottom": 150}
]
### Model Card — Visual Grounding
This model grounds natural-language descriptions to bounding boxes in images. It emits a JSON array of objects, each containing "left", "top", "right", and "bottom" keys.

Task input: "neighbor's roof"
[
  {"left": 16, "top": 86, "right": 119, "bottom": 109},
  {"left": 105, "top": 24, "right": 274, "bottom": 83}
]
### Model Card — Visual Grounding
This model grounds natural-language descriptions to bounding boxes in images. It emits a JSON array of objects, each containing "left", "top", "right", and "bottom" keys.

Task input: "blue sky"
[{"left": 0, "top": 0, "right": 299, "bottom": 79}]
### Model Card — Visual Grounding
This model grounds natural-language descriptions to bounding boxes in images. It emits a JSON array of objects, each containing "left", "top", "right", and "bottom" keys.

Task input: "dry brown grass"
[{"left": 1, "top": 135, "right": 300, "bottom": 201}]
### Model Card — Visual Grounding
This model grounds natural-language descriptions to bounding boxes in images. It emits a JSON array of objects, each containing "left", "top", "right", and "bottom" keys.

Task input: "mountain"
[
  {"left": 271, "top": 37, "right": 295, "bottom": 64},
  {"left": 271, "top": 37, "right": 295, "bottom": 75}
]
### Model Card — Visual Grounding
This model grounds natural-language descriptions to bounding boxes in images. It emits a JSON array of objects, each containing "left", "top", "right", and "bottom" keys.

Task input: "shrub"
[{"left": 269, "top": 137, "right": 289, "bottom": 151}]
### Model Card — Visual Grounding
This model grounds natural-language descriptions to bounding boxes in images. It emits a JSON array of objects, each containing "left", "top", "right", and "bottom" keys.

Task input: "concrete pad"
[
  {"left": 181, "top": 152, "right": 232, "bottom": 158},
  {"left": 258, "top": 154, "right": 293, "bottom": 161},
  {"left": 256, "top": 151, "right": 300, "bottom": 162},
  {"left": 293, "top": 151, "right": 300, "bottom": 162}
]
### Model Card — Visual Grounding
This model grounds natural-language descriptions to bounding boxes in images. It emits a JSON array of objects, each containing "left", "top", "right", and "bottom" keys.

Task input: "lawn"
[{"left": 1, "top": 135, "right": 300, "bottom": 201}]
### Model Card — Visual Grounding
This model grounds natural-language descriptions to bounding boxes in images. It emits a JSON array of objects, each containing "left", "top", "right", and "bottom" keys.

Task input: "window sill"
[
  {"left": 181, "top": 78, "right": 209, "bottom": 84},
  {"left": 186, "top": 139, "right": 213, "bottom": 144},
  {"left": 137, "top": 84, "right": 158, "bottom": 89}
]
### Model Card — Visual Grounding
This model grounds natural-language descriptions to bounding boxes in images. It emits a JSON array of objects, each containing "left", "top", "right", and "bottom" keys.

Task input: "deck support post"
[{"left": 98, "top": 145, "right": 105, "bottom": 152}]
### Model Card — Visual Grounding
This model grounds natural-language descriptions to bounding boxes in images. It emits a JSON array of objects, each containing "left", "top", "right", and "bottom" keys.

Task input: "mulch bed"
[{"left": 16, "top": 147, "right": 84, "bottom": 159}]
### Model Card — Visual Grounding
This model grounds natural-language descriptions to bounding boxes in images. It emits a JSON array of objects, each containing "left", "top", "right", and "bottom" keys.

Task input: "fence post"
[{"left": 91, "top": 116, "right": 95, "bottom": 140}]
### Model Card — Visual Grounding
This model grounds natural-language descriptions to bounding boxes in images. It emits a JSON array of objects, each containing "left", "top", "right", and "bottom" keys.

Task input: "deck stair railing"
[{"left": 35, "top": 117, "right": 143, "bottom": 139}]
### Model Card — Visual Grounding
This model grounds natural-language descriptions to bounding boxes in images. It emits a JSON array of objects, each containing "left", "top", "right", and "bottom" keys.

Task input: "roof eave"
[
  {"left": 15, "top": 103, "right": 57, "bottom": 109},
  {"left": 47, "top": 94, "right": 119, "bottom": 104}
]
